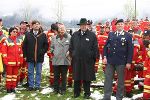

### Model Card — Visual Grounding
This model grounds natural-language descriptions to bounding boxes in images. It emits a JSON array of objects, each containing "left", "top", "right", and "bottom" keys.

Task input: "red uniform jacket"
[{"left": 2, "top": 36, "right": 23, "bottom": 66}]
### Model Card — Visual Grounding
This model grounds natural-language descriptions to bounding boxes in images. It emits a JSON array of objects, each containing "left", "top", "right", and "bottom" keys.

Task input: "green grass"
[{"left": 0, "top": 64, "right": 105, "bottom": 100}]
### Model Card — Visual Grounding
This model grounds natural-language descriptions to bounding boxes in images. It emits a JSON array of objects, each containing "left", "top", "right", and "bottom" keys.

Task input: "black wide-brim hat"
[
  {"left": 115, "top": 19, "right": 124, "bottom": 25},
  {"left": 77, "top": 18, "right": 87, "bottom": 25}
]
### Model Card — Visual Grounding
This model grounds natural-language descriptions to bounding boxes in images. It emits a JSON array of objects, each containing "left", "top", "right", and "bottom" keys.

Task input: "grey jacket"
[{"left": 51, "top": 33, "right": 71, "bottom": 65}]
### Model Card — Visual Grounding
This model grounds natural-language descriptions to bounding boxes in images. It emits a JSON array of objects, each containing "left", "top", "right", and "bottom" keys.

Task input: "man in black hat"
[
  {"left": 103, "top": 19, "right": 134, "bottom": 100},
  {"left": 87, "top": 20, "right": 93, "bottom": 31},
  {"left": 69, "top": 18, "right": 98, "bottom": 99}
]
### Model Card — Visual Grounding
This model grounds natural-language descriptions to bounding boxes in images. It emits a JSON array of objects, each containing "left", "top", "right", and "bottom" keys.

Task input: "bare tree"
[
  {"left": 52, "top": 0, "right": 64, "bottom": 22},
  {"left": 123, "top": 0, "right": 137, "bottom": 19}
]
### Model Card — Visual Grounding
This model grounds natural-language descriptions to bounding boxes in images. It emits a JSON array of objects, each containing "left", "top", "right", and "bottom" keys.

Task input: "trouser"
[
  {"left": 49, "top": 61, "right": 54, "bottom": 86},
  {"left": 143, "top": 77, "right": 150, "bottom": 99},
  {"left": 113, "top": 64, "right": 134, "bottom": 93},
  {"left": 53, "top": 65, "right": 68, "bottom": 91},
  {"left": 104, "top": 64, "right": 125, "bottom": 100},
  {"left": 74, "top": 80, "right": 91, "bottom": 96},
  {"left": 6, "top": 65, "right": 19, "bottom": 89},
  {"left": 67, "top": 66, "right": 73, "bottom": 86},
  {"left": 94, "top": 58, "right": 99, "bottom": 73},
  {"left": 28, "top": 62, "right": 42, "bottom": 88}
]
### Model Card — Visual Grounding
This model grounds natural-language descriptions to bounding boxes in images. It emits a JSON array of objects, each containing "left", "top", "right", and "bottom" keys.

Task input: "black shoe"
[
  {"left": 73, "top": 94, "right": 80, "bottom": 98},
  {"left": 28, "top": 87, "right": 34, "bottom": 91},
  {"left": 7, "top": 89, "right": 11, "bottom": 93},
  {"left": 35, "top": 87, "right": 40, "bottom": 91},
  {"left": 53, "top": 90, "right": 59, "bottom": 94},
  {"left": 11, "top": 89, "right": 16, "bottom": 93},
  {"left": 60, "top": 90, "right": 66, "bottom": 95},
  {"left": 23, "top": 82, "right": 29, "bottom": 87},
  {"left": 84, "top": 94, "right": 90, "bottom": 99},
  {"left": 67, "top": 84, "right": 72, "bottom": 87},
  {"left": 126, "top": 92, "right": 133, "bottom": 98}
]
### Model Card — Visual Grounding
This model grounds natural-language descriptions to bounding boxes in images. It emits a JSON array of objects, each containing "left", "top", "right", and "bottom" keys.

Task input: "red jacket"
[
  {"left": 97, "top": 33, "right": 108, "bottom": 55},
  {"left": 0, "top": 31, "right": 6, "bottom": 53},
  {"left": 46, "top": 30, "right": 56, "bottom": 57},
  {"left": 2, "top": 36, "right": 23, "bottom": 66}
]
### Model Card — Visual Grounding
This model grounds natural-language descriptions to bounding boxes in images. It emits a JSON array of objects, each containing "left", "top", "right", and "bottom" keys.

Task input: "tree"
[
  {"left": 52, "top": 0, "right": 64, "bottom": 22},
  {"left": 123, "top": 0, "right": 138, "bottom": 19}
]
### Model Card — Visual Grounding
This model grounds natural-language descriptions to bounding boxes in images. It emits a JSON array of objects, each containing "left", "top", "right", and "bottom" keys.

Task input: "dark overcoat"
[{"left": 69, "top": 29, "right": 98, "bottom": 81}]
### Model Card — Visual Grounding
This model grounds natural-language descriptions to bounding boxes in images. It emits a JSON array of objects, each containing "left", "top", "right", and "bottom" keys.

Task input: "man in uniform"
[{"left": 103, "top": 19, "right": 134, "bottom": 100}]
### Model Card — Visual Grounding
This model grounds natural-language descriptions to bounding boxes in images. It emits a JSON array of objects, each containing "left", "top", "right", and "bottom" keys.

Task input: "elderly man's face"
[
  {"left": 80, "top": 24, "right": 87, "bottom": 31},
  {"left": 116, "top": 22, "right": 124, "bottom": 32}
]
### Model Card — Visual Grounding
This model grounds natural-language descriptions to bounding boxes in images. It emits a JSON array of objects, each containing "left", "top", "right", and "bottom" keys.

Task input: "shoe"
[
  {"left": 23, "top": 82, "right": 29, "bottom": 87},
  {"left": 53, "top": 90, "right": 59, "bottom": 94},
  {"left": 73, "top": 94, "right": 80, "bottom": 98},
  {"left": 28, "top": 87, "right": 34, "bottom": 91},
  {"left": 11, "top": 89, "right": 16, "bottom": 93},
  {"left": 35, "top": 87, "right": 40, "bottom": 91},
  {"left": 125, "top": 92, "right": 133, "bottom": 98},
  {"left": 67, "top": 84, "right": 72, "bottom": 87},
  {"left": 60, "top": 90, "right": 66, "bottom": 95},
  {"left": 7, "top": 89, "right": 11, "bottom": 93},
  {"left": 84, "top": 94, "right": 90, "bottom": 99}
]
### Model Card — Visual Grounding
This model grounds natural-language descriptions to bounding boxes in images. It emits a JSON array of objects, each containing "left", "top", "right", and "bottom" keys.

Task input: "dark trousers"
[
  {"left": 53, "top": 65, "right": 68, "bottom": 91},
  {"left": 74, "top": 80, "right": 91, "bottom": 96},
  {"left": 104, "top": 64, "right": 125, "bottom": 100}
]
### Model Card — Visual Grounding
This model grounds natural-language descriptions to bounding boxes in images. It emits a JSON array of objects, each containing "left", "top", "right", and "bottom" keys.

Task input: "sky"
[{"left": 0, "top": 0, "right": 150, "bottom": 21}]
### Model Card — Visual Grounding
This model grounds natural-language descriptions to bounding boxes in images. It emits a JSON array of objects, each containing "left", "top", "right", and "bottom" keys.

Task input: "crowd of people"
[{"left": 0, "top": 17, "right": 149, "bottom": 100}]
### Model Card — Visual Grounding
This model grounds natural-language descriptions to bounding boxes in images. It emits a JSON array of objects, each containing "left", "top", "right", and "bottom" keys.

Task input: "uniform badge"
[
  {"left": 86, "top": 38, "right": 89, "bottom": 41},
  {"left": 121, "top": 38, "right": 126, "bottom": 46}
]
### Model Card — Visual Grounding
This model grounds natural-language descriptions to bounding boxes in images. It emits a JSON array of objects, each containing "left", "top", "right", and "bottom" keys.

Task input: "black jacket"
[
  {"left": 69, "top": 29, "right": 98, "bottom": 81},
  {"left": 23, "top": 31, "right": 48, "bottom": 63}
]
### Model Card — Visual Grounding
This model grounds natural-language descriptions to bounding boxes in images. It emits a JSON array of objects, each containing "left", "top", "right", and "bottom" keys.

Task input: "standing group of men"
[{"left": 0, "top": 17, "right": 150, "bottom": 100}]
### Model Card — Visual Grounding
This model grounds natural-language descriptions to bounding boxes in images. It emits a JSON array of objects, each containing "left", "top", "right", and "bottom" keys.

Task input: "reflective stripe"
[
  {"left": 20, "top": 54, "right": 23, "bottom": 57},
  {"left": 144, "top": 85, "right": 150, "bottom": 89},
  {"left": 125, "top": 80, "right": 131, "bottom": 82},
  {"left": 6, "top": 75, "right": 12, "bottom": 78},
  {"left": 8, "top": 62, "right": 20, "bottom": 65},
  {"left": 138, "top": 56, "right": 142, "bottom": 59},
  {"left": 12, "top": 75, "right": 17, "bottom": 78},
  {"left": 146, "top": 75, "right": 150, "bottom": 78},
  {"left": 6, "top": 79, "right": 12, "bottom": 81},
  {"left": 144, "top": 67, "right": 147, "bottom": 70},
  {"left": 125, "top": 84, "right": 131, "bottom": 86},
  {"left": 8, "top": 62, "right": 16, "bottom": 64},
  {"left": 144, "top": 89, "right": 150, "bottom": 93},
  {"left": 12, "top": 79, "right": 17, "bottom": 81}
]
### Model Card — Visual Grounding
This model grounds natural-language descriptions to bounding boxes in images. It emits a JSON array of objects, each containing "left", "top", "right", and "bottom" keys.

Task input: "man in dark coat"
[
  {"left": 22, "top": 20, "right": 48, "bottom": 91},
  {"left": 103, "top": 19, "right": 134, "bottom": 100},
  {"left": 69, "top": 18, "right": 98, "bottom": 99}
]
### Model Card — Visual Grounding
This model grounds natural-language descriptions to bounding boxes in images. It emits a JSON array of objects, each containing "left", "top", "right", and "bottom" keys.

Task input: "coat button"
[{"left": 113, "top": 52, "right": 115, "bottom": 54}]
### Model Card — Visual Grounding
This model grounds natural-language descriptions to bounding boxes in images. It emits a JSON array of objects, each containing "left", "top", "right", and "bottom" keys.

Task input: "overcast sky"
[{"left": 0, "top": 0, "right": 150, "bottom": 21}]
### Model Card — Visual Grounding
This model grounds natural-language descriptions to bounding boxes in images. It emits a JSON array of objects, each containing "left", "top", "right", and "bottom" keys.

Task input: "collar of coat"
[
  {"left": 78, "top": 29, "right": 89, "bottom": 35},
  {"left": 56, "top": 33, "right": 68, "bottom": 39},
  {"left": 114, "top": 30, "right": 125, "bottom": 35}
]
